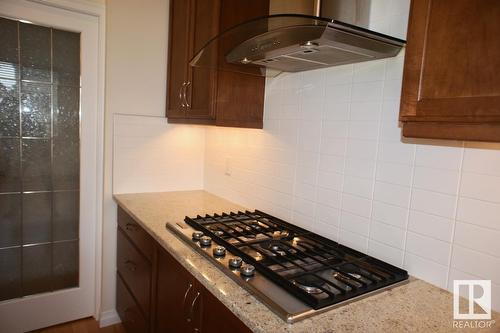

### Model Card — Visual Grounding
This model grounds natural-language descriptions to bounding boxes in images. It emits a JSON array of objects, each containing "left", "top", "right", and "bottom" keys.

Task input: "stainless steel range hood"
[{"left": 190, "top": 0, "right": 406, "bottom": 77}]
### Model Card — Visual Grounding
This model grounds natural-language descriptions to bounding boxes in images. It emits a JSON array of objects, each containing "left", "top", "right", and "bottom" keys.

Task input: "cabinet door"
[
  {"left": 214, "top": 0, "right": 268, "bottom": 129},
  {"left": 195, "top": 283, "right": 252, "bottom": 333},
  {"left": 167, "top": 0, "right": 219, "bottom": 124},
  {"left": 155, "top": 248, "right": 194, "bottom": 333},
  {"left": 400, "top": 0, "right": 500, "bottom": 141},
  {"left": 166, "top": 0, "right": 190, "bottom": 119},
  {"left": 184, "top": 0, "right": 219, "bottom": 122}
]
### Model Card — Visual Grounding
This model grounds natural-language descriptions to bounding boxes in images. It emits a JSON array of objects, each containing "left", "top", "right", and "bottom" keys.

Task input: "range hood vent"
[{"left": 190, "top": 1, "right": 405, "bottom": 77}]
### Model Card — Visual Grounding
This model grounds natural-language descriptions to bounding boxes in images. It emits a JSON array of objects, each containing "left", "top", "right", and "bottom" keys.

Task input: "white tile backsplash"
[
  {"left": 456, "top": 197, "right": 500, "bottom": 231},
  {"left": 203, "top": 16, "right": 500, "bottom": 309},
  {"left": 113, "top": 114, "right": 205, "bottom": 194},
  {"left": 407, "top": 210, "right": 454, "bottom": 242},
  {"left": 460, "top": 172, "right": 500, "bottom": 203},
  {"left": 405, "top": 231, "right": 451, "bottom": 266}
]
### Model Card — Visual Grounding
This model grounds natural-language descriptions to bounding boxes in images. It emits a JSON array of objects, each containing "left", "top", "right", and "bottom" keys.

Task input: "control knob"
[
  {"left": 192, "top": 231, "right": 203, "bottom": 241},
  {"left": 228, "top": 257, "right": 243, "bottom": 269},
  {"left": 213, "top": 246, "right": 226, "bottom": 257},
  {"left": 240, "top": 264, "right": 255, "bottom": 277},
  {"left": 199, "top": 236, "right": 212, "bottom": 247}
]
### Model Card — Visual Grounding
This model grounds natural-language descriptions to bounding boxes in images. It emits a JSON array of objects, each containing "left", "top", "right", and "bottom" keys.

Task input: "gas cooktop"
[{"left": 167, "top": 210, "right": 409, "bottom": 323}]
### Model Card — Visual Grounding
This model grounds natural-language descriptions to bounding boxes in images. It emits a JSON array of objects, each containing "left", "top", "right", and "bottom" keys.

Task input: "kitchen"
[{"left": 0, "top": 0, "right": 499, "bottom": 332}]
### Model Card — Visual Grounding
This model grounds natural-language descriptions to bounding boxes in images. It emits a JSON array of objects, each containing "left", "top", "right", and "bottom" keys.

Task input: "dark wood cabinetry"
[
  {"left": 400, "top": 0, "right": 500, "bottom": 142},
  {"left": 116, "top": 207, "right": 251, "bottom": 333},
  {"left": 155, "top": 247, "right": 252, "bottom": 333},
  {"left": 116, "top": 207, "right": 155, "bottom": 333},
  {"left": 166, "top": 0, "right": 268, "bottom": 128},
  {"left": 166, "top": 0, "right": 220, "bottom": 124},
  {"left": 155, "top": 247, "right": 195, "bottom": 333}
]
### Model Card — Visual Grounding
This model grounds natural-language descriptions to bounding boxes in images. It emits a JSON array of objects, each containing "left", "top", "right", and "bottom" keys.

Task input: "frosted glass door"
[{"left": 0, "top": 17, "right": 80, "bottom": 301}]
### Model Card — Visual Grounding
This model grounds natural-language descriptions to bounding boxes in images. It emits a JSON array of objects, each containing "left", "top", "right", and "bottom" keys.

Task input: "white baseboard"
[{"left": 99, "top": 309, "right": 121, "bottom": 328}]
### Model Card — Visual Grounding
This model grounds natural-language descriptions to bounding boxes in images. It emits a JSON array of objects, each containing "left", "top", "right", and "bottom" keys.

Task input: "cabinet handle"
[
  {"left": 183, "top": 283, "right": 193, "bottom": 309},
  {"left": 187, "top": 291, "right": 200, "bottom": 324},
  {"left": 184, "top": 81, "right": 191, "bottom": 109},
  {"left": 183, "top": 283, "right": 193, "bottom": 323},
  {"left": 125, "top": 223, "right": 137, "bottom": 232},
  {"left": 124, "top": 260, "right": 137, "bottom": 272},
  {"left": 179, "top": 82, "right": 186, "bottom": 108}
]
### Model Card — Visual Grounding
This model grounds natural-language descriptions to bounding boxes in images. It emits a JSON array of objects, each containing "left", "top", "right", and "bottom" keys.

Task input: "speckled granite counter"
[{"left": 114, "top": 191, "right": 499, "bottom": 333}]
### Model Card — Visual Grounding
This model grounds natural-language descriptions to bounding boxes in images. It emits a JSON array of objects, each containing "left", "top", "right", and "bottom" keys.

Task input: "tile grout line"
[
  {"left": 445, "top": 141, "right": 466, "bottom": 289},
  {"left": 401, "top": 143, "right": 418, "bottom": 268},
  {"left": 366, "top": 60, "right": 387, "bottom": 255},
  {"left": 311, "top": 71, "right": 327, "bottom": 234},
  {"left": 289, "top": 73, "right": 302, "bottom": 225},
  {"left": 336, "top": 65, "right": 354, "bottom": 245}
]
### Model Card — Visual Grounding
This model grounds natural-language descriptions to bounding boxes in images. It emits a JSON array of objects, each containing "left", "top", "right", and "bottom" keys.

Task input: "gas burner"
[
  {"left": 261, "top": 240, "right": 296, "bottom": 257},
  {"left": 293, "top": 275, "right": 325, "bottom": 295}
]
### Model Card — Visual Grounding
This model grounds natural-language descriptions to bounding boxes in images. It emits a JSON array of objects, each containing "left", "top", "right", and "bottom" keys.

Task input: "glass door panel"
[{"left": 0, "top": 17, "right": 80, "bottom": 301}]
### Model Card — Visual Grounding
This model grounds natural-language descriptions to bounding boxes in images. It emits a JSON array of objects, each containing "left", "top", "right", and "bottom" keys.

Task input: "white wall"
[
  {"left": 102, "top": 0, "right": 205, "bottom": 323},
  {"left": 204, "top": 0, "right": 500, "bottom": 310}
]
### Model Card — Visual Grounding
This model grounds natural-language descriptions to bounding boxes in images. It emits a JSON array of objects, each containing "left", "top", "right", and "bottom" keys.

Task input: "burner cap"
[
  {"left": 264, "top": 241, "right": 295, "bottom": 256},
  {"left": 293, "top": 275, "right": 325, "bottom": 295}
]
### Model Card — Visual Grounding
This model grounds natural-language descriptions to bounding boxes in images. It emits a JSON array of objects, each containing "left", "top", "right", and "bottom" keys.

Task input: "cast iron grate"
[{"left": 184, "top": 210, "right": 408, "bottom": 309}]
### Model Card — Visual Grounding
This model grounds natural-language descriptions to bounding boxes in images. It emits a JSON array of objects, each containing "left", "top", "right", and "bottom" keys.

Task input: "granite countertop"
[{"left": 113, "top": 190, "right": 499, "bottom": 333}]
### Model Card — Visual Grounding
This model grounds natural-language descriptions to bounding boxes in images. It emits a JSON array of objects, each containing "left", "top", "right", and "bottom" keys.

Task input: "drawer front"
[
  {"left": 117, "top": 207, "right": 154, "bottom": 261},
  {"left": 117, "top": 229, "right": 152, "bottom": 316},
  {"left": 117, "top": 274, "right": 149, "bottom": 333}
]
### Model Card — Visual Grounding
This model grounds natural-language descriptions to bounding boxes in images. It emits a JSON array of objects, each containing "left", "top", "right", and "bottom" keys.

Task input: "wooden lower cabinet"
[
  {"left": 155, "top": 247, "right": 195, "bottom": 333},
  {"left": 155, "top": 247, "right": 252, "bottom": 333},
  {"left": 197, "top": 282, "right": 252, "bottom": 333},
  {"left": 116, "top": 208, "right": 251, "bottom": 333},
  {"left": 117, "top": 274, "right": 149, "bottom": 333}
]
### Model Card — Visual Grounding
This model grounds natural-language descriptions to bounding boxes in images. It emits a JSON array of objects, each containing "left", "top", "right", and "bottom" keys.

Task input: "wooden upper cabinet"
[
  {"left": 166, "top": 0, "right": 269, "bottom": 128},
  {"left": 400, "top": 0, "right": 500, "bottom": 142},
  {"left": 166, "top": 0, "right": 219, "bottom": 124}
]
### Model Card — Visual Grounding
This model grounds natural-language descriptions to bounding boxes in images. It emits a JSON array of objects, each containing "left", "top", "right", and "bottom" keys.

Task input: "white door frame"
[{"left": 0, "top": 0, "right": 105, "bottom": 331}]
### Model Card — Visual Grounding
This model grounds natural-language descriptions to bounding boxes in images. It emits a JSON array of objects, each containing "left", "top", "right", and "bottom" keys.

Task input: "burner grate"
[{"left": 185, "top": 210, "right": 408, "bottom": 309}]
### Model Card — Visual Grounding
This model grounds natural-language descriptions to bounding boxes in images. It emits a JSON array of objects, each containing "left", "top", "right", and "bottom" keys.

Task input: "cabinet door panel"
[
  {"left": 185, "top": 0, "right": 219, "bottom": 120},
  {"left": 155, "top": 248, "right": 194, "bottom": 333},
  {"left": 401, "top": 0, "right": 500, "bottom": 120},
  {"left": 166, "top": 0, "right": 190, "bottom": 118},
  {"left": 117, "top": 207, "right": 154, "bottom": 261},
  {"left": 197, "top": 283, "right": 252, "bottom": 333},
  {"left": 400, "top": 0, "right": 500, "bottom": 141},
  {"left": 214, "top": 0, "right": 268, "bottom": 128},
  {"left": 117, "top": 274, "right": 149, "bottom": 333},
  {"left": 117, "top": 229, "right": 152, "bottom": 316}
]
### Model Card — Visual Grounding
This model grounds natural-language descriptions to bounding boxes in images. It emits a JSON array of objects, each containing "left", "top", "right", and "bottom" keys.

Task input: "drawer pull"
[
  {"left": 124, "top": 260, "right": 137, "bottom": 272},
  {"left": 125, "top": 223, "right": 138, "bottom": 232}
]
